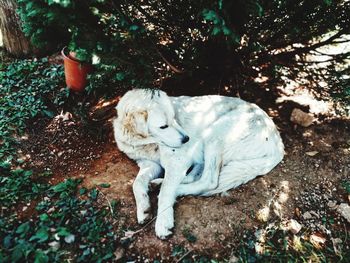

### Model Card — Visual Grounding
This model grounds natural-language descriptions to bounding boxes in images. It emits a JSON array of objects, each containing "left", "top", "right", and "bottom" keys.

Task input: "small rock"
[
  {"left": 256, "top": 207, "right": 270, "bottom": 222},
  {"left": 290, "top": 108, "right": 315, "bottom": 127},
  {"left": 337, "top": 203, "right": 350, "bottom": 223},
  {"left": 114, "top": 247, "right": 125, "bottom": 262},
  {"left": 327, "top": 201, "right": 338, "bottom": 209},
  {"left": 303, "top": 211, "right": 313, "bottom": 220},
  {"left": 288, "top": 219, "right": 302, "bottom": 234},
  {"left": 309, "top": 211, "right": 320, "bottom": 218},
  {"left": 228, "top": 254, "right": 239, "bottom": 263}
]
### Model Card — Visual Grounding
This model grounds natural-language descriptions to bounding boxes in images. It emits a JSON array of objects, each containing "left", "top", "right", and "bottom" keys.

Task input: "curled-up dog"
[{"left": 113, "top": 89, "right": 284, "bottom": 239}]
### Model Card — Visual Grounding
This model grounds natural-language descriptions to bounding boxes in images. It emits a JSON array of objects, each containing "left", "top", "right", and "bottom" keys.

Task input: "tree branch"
[{"left": 274, "top": 28, "right": 348, "bottom": 60}]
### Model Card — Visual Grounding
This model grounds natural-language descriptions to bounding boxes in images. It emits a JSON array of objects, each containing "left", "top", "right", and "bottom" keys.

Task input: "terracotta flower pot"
[{"left": 61, "top": 47, "right": 93, "bottom": 92}]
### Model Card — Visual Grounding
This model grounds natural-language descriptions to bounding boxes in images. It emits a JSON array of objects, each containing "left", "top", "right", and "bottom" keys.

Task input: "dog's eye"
[{"left": 159, "top": 125, "right": 168, "bottom": 129}]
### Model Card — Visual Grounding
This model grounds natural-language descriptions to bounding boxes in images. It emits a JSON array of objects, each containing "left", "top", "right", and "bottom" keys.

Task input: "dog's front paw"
[
  {"left": 155, "top": 218, "right": 173, "bottom": 239},
  {"left": 137, "top": 207, "right": 151, "bottom": 224},
  {"left": 136, "top": 198, "right": 152, "bottom": 224},
  {"left": 155, "top": 209, "right": 174, "bottom": 239}
]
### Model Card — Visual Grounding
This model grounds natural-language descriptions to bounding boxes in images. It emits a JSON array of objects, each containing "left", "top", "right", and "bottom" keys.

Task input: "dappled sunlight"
[
  {"left": 256, "top": 180, "right": 290, "bottom": 223},
  {"left": 277, "top": 87, "right": 333, "bottom": 115},
  {"left": 304, "top": 33, "right": 350, "bottom": 68},
  {"left": 20, "top": 134, "right": 29, "bottom": 140},
  {"left": 271, "top": 34, "right": 350, "bottom": 118},
  {"left": 254, "top": 75, "right": 269, "bottom": 84}
]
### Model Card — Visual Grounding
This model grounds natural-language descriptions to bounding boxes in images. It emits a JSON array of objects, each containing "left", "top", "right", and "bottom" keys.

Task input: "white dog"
[{"left": 113, "top": 89, "right": 284, "bottom": 238}]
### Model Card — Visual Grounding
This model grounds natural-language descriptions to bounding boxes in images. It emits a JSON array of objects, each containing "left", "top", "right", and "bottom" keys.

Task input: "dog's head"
[{"left": 115, "top": 89, "right": 189, "bottom": 148}]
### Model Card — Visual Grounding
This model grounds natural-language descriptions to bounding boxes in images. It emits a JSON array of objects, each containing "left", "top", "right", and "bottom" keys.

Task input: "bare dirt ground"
[{"left": 21, "top": 93, "right": 350, "bottom": 261}]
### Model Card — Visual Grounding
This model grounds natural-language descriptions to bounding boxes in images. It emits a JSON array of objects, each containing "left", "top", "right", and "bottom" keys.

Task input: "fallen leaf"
[
  {"left": 310, "top": 233, "right": 326, "bottom": 248},
  {"left": 120, "top": 230, "right": 138, "bottom": 241},
  {"left": 48, "top": 241, "right": 60, "bottom": 251},
  {"left": 306, "top": 151, "right": 319, "bottom": 156}
]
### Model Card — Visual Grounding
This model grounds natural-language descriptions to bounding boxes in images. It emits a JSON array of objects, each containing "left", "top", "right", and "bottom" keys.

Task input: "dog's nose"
[{"left": 182, "top": 135, "right": 189, "bottom": 144}]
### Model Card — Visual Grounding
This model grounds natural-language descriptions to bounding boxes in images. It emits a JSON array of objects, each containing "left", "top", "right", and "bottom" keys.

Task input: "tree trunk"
[{"left": 0, "top": 0, "right": 33, "bottom": 57}]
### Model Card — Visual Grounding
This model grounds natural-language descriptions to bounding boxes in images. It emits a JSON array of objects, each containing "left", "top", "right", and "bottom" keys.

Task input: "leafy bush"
[{"left": 17, "top": 0, "right": 350, "bottom": 103}]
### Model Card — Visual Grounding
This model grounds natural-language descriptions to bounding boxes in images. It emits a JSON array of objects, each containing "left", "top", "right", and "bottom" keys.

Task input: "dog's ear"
[{"left": 123, "top": 111, "right": 149, "bottom": 139}]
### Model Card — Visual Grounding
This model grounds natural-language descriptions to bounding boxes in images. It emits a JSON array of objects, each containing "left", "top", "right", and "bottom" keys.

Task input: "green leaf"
[
  {"left": 115, "top": 72, "right": 125, "bottom": 81},
  {"left": 39, "top": 213, "right": 49, "bottom": 222},
  {"left": 11, "top": 244, "right": 24, "bottom": 262},
  {"left": 0, "top": 161, "right": 11, "bottom": 169},
  {"left": 324, "top": 0, "right": 332, "bottom": 6},
  {"left": 129, "top": 25, "right": 139, "bottom": 31},
  {"left": 212, "top": 26, "right": 221, "bottom": 36},
  {"left": 56, "top": 227, "right": 71, "bottom": 237},
  {"left": 89, "top": 188, "right": 98, "bottom": 200},
  {"left": 79, "top": 187, "right": 87, "bottom": 195},
  {"left": 222, "top": 26, "right": 232, "bottom": 36},
  {"left": 218, "top": 0, "right": 223, "bottom": 10},
  {"left": 34, "top": 250, "right": 49, "bottom": 263},
  {"left": 51, "top": 179, "right": 79, "bottom": 193},
  {"left": 16, "top": 222, "right": 30, "bottom": 235},
  {"left": 99, "top": 183, "right": 110, "bottom": 188},
  {"left": 29, "top": 227, "right": 49, "bottom": 243},
  {"left": 202, "top": 9, "right": 217, "bottom": 21}
]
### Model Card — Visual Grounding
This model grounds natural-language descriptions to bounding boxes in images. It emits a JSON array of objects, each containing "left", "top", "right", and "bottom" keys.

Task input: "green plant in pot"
[
  {"left": 61, "top": 46, "right": 93, "bottom": 92},
  {"left": 17, "top": 1, "right": 103, "bottom": 92},
  {"left": 61, "top": 28, "right": 96, "bottom": 92}
]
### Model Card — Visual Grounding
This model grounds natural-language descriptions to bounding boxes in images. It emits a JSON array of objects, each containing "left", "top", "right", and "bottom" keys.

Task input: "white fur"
[{"left": 113, "top": 89, "right": 284, "bottom": 238}]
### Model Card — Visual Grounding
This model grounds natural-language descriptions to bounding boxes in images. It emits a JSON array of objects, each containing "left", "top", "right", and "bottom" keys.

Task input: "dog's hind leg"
[
  {"left": 176, "top": 142, "right": 222, "bottom": 196},
  {"left": 202, "top": 155, "right": 283, "bottom": 196},
  {"left": 134, "top": 160, "right": 163, "bottom": 224}
]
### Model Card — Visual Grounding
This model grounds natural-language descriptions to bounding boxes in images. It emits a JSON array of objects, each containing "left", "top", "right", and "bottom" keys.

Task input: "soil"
[{"left": 21, "top": 88, "right": 350, "bottom": 261}]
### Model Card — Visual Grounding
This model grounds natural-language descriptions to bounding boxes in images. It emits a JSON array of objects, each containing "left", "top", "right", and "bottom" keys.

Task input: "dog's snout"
[{"left": 182, "top": 135, "right": 189, "bottom": 144}]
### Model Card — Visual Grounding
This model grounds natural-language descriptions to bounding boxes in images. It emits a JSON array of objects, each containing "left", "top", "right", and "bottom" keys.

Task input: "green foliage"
[
  {"left": 0, "top": 59, "right": 67, "bottom": 162},
  {"left": 16, "top": 0, "right": 262, "bottom": 94},
  {"left": 17, "top": 0, "right": 350, "bottom": 104},
  {"left": 0, "top": 179, "right": 118, "bottom": 262},
  {"left": 237, "top": 224, "right": 350, "bottom": 262},
  {"left": 0, "top": 58, "right": 120, "bottom": 262},
  {"left": 0, "top": 167, "right": 48, "bottom": 209},
  {"left": 341, "top": 180, "right": 350, "bottom": 194},
  {"left": 182, "top": 227, "right": 197, "bottom": 243}
]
